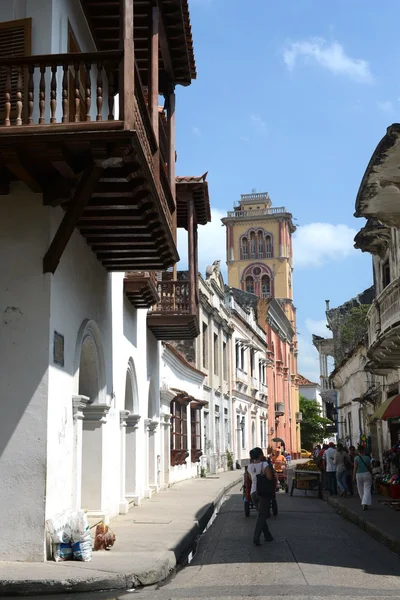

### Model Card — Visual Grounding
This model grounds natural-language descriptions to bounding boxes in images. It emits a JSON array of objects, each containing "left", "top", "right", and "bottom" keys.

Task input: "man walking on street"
[
  {"left": 247, "top": 447, "right": 274, "bottom": 546},
  {"left": 324, "top": 442, "right": 337, "bottom": 496}
]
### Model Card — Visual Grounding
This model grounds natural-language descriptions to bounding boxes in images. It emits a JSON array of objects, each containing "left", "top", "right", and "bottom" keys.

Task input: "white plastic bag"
[
  {"left": 52, "top": 543, "right": 73, "bottom": 562},
  {"left": 71, "top": 511, "right": 92, "bottom": 561},
  {"left": 72, "top": 538, "right": 92, "bottom": 562},
  {"left": 70, "top": 510, "right": 91, "bottom": 541},
  {"left": 47, "top": 511, "right": 72, "bottom": 544}
]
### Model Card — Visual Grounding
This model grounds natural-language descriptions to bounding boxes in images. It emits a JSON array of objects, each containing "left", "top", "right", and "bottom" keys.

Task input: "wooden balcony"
[
  {"left": 124, "top": 271, "right": 159, "bottom": 309},
  {"left": 0, "top": 50, "right": 178, "bottom": 273},
  {"left": 147, "top": 276, "right": 199, "bottom": 340},
  {"left": 366, "top": 277, "right": 400, "bottom": 371}
]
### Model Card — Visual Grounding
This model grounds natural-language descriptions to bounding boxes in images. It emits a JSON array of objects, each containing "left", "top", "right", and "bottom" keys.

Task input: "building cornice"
[{"left": 162, "top": 344, "right": 205, "bottom": 385}]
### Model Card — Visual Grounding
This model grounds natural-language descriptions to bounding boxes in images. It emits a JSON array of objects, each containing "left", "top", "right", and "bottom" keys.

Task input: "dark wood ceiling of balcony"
[
  {"left": 80, "top": 0, "right": 196, "bottom": 90},
  {"left": 0, "top": 130, "right": 178, "bottom": 271},
  {"left": 176, "top": 174, "right": 211, "bottom": 229}
]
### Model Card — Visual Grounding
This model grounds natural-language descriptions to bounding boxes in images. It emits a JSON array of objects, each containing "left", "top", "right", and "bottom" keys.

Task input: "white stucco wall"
[
  {"left": 0, "top": 184, "right": 51, "bottom": 561},
  {"left": 45, "top": 206, "right": 114, "bottom": 520},
  {"left": 160, "top": 347, "right": 205, "bottom": 485}
]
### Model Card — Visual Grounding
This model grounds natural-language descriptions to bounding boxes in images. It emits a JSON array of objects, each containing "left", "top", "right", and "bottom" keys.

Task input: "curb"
[
  {"left": 0, "top": 476, "right": 242, "bottom": 597},
  {"left": 327, "top": 496, "right": 400, "bottom": 556}
]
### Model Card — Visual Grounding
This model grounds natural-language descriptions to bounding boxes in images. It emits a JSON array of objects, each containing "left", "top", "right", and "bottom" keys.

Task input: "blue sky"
[{"left": 176, "top": 0, "right": 399, "bottom": 381}]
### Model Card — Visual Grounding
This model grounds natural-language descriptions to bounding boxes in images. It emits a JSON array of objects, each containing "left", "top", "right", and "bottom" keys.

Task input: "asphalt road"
[{"left": 5, "top": 485, "right": 400, "bottom": 600}]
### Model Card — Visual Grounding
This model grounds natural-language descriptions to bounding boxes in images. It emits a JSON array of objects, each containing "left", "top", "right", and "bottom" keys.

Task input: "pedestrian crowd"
[{"left": 313, "top": 442, "right": 379, "bottom": 511}]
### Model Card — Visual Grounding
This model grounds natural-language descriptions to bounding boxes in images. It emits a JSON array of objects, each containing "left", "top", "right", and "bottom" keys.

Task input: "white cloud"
[
  {"left": 283, "top": 38, "right": 373, "bottom": 83},
  {"left": 305, "top": 318, "right": 331, "bottom": 338},
  {"left": 297, "top": 335, "right": 320, "bottom": 383},
  {"left": 177, "top": 208, "right": 227, "bottom": 279},
  {"left": 250, "top": 114, "right": 268, "bottom": 137},
  {"left": 293, "top": 222, "right": 357, "bottom": 268},
  {"left": 192, "top": 127, "right": 202, "bottom": 137},
  {"left": 378, "top": 100, "right": 394, "bottom": 113}
]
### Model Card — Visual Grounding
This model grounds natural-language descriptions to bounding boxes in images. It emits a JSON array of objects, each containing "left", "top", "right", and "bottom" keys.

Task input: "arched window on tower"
[
  {"left": 257, "top": 231, "right": 264, "bottom": 258},
  {"left": 241, "top": 236, "right": 248, "bottom": 260},
  {"left": 245, "top": 275, "right": 254, "bottom": 294},
  {"left": 250, "top": 232, "right": 256, "bottom": 259},
  {"left": 265, "top": 235, "right": 273, "bottom": 258},
  {"left": 261, "top": 275, "right": 271, "bottom": 298}
]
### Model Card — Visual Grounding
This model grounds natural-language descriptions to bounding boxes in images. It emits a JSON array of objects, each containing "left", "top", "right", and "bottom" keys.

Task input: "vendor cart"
[
  {"left": 276, "top": 465, "right": 288, "bottom": 493},
  {"left": 290, "top": 469, "right": 322, "bottom": 499}
]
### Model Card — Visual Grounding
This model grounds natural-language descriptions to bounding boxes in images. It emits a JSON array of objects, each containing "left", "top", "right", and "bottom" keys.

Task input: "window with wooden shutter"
[{"left": 0, "top": 18, "right": 32, "bottom": 120}]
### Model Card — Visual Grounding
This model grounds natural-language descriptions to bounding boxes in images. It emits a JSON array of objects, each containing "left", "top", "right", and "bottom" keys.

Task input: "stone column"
[
  {"left": 144, "top": 419, "right": 158, "bottom": 498},
  {"left": 119, "top": 409, "right": 131, "bottom": 514},
  {"left": 81, "top": 403, "right": 110, "bottom": 520},
  {"left": 125, "top": 413, "right": 141, "bottom": 506},
  {"left": 148, "top": 419, "right": 159, "bottom": 492},
  {"left": 160, "top": 413, "right": 172, "bottom": 489},
  {"left": 72, "top": 395, "right": 90, "bottom": 510}
]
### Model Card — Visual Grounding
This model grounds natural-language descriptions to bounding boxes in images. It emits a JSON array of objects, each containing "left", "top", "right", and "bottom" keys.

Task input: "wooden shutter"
[{"left": 0, "top": 18, "right": 32, "bottom": 118}]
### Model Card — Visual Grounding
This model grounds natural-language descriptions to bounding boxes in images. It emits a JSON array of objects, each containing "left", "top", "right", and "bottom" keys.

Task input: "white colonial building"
[
  {"left": 0, "top": 0, "right": 211, "bottom": 562},
  {"left": 226, "top": 287, "right": 269, "bottom": 464}
]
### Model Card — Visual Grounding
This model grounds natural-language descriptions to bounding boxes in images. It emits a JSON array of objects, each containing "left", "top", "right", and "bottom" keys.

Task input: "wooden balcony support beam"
[
  {"left": 2, "top": 149, "right": 42, "bottom": 193},
  {"left": 43, "top": 165, "right": 103, "bottom": 274},
  {"left": 119, "top": 0, "right": 135, "bottom": 129},
  {"left": 187, "top": 196, "right": 196, "bottom": 315},
  {"left": 148, "top": 5, "right": 160, "bottom": 179},
  {"left": 156, "top": 0, "right": 174, "bottom": 81}
]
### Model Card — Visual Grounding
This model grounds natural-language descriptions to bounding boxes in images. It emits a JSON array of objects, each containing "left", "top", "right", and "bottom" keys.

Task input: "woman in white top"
[{"left": 247, "top": 447, "right": 274, "bottom": 546}]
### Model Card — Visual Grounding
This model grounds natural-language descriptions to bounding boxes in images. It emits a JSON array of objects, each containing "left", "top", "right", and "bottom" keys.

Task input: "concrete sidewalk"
[
  {"left": 327, "top": 492, "right": 400, "bottom": 555},
  {"left": 0, "top": 471, "right": 242, "bottom": 597}
]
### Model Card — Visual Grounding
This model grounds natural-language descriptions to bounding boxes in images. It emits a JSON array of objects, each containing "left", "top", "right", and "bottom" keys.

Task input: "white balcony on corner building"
[{"left": 365, "top": 276, "right": 400, "bottom": 374}]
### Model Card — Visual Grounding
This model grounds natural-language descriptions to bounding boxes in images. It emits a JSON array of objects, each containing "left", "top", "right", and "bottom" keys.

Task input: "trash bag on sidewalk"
[
  {"left": 47, "top": 510, "right": 92, "bottom": 562},
  {"left": 52, "top": 543, "right": 73, "bottom": 562},
  {"left": 71, "top": 510, "right": 92, "bottom": 561},
  {"left": 47, "top": 511, "right": 72, "bottom": 544}
]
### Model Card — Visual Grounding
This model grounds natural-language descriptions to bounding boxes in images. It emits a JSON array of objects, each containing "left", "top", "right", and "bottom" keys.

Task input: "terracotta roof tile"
[{"left": 298, "top": 373, "right": 318, "bottom": 386}]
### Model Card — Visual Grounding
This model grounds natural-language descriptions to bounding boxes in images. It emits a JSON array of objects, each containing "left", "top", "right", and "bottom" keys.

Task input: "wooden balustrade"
[
  {"left": 153, "top": 280, "right": 192, "bottom": 314},
  {"left": 0, "top": 50, "right": 122, "bottom": 126}
]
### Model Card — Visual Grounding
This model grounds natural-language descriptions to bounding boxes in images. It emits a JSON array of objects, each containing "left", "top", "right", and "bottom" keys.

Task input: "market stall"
[
  {"left": 377, "top": 441, "right": 400, "bottom": 499},
  {"left": 290, "top": 461, "right": 323, "bottom": 499}
]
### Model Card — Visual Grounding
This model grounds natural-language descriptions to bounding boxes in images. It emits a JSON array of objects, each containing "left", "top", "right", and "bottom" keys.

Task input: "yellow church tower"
[
  {"left": 222, "top": 192, "right": 301, "bottom": 456},
  {"left": 222, "top": 192, "right": 295, "bottom": 307}
]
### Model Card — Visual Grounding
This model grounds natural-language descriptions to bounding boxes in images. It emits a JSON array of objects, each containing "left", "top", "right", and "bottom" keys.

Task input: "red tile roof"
[{"left": 298, "top": 373, "right": 318, "bottom": 386}]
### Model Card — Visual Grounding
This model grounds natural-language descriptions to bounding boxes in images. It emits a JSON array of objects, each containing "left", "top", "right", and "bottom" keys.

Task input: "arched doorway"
[
  {"left": 75, "top": 320, "right": 108, "bottom": 514},
  {"left": 121, "top": 360, "right": 140, "bottom": 512}
]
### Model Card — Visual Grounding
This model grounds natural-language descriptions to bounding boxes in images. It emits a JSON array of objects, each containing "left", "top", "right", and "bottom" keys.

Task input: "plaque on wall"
[{"left": 53, "top": 331, "right": 65, "bottom": 367}]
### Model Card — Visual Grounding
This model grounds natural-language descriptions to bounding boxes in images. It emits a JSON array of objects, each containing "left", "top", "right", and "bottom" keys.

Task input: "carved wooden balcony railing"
[
  {"left": 154, "top": 280, "right": 192, "bottom": 314},
  {"left": 0, "top": 51, "right": 178, "bottom": 272},
  {"left": 0, "top": 51, "right": 122, "bottom": 128},
  {"left": 147, "top": 279, "right": 199, "bottom": 340}
]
